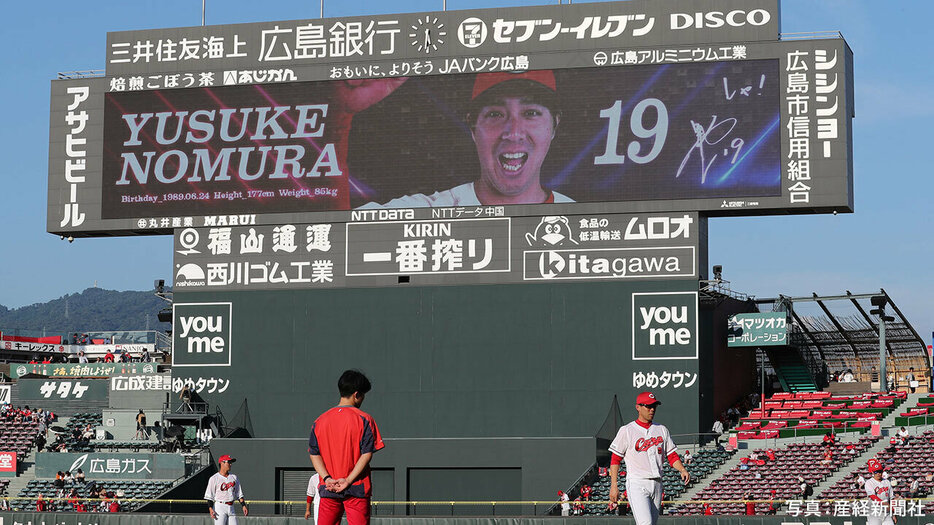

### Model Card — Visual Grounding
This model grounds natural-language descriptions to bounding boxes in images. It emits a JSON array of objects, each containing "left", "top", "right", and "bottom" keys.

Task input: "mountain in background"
[{"left": 0, "top": 287, "right": 170, "bottom": 335}]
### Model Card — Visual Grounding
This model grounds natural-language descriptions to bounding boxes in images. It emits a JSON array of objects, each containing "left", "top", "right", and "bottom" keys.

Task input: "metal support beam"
[
  {"left": 814, "top": 298, "right": 861, "bottom": 361},
  {"left": 849, "top": 294, "right": 895, "bottom": 363},
  {"left": 789, "top": 309, "right": 827, "bottom": 362}
]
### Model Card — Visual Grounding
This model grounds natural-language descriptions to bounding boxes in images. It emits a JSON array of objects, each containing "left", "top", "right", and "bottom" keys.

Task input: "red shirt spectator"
[
  {"left": 580, "top": 484, "right": 592, "bottom": 500},
  {"left": 766, "top": 449, "right": 776, "bottom": 462},
  {"left": 104, "top": 351, "right": 115, "bottom": 363},
  {"left": 703, "top": 503, "right": 713, "bottom": 515}
]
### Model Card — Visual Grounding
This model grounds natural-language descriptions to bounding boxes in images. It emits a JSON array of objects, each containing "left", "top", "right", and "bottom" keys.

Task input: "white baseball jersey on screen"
[
  {"left": 204, "top": 472, "right": 245, "bottom": 502},
  {"left": 609, "top": 421, "right": 678, "bottom": 479},
  {"left": 865, "top": 478, "right": 893, "bottom": 502}
]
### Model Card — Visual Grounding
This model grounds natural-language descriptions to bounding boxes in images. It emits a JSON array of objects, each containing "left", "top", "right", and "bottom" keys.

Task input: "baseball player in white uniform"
[
  {"left": 865, "top": 458, "right": 896, "bottom": 525},
  {"left": 305, "top": 473, "right": 321, "bottom": 522},
  {"left": 608, "top": 392, "right": 690, "bottom": 525},
  {"left": 205, "top": 454, "right": 248, "bottom": 525}
]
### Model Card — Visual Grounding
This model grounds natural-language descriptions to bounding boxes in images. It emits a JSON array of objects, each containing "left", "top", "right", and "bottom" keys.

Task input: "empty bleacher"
[
  {"left": 0, "top": 419, "right": 39, "bottom": 462},
  {"left": 732, "top": 391, "right": 905, "bottom": 439}
]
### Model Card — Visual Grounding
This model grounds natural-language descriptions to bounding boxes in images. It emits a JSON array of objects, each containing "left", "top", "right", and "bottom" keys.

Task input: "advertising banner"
[
  {"left": 11, "top": 362, "right": 158, "bottom": 378},
  {"left": 103, "top": 0, "right": 780, "bottom": 76},
  {"left": 0, "top": 452, "right": 16, "bottom": 477},
  {"left": 727, "top": 312, "right": 788, "bottom": 347},
  {"left": 35, "top": 452, "right": 184, "bottom": 480},
  {"left": 0, "top": 340, "right": 154, "bottom": 357},
  {"left": 16, "top": 378, "right": 109, "bottom": 401},
  {"left": 172, "top": 212, "right": 702, "bottom": 290}
]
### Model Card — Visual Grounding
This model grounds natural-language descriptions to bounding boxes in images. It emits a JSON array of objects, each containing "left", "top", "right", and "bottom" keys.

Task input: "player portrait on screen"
[{"left": 358, "top": 70, "right": 572, "bottom": 208}]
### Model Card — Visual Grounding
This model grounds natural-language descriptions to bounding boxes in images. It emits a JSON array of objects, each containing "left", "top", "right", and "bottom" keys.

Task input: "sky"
[{"left": 0, "top": 0, "right": 930, "bottom": 348}]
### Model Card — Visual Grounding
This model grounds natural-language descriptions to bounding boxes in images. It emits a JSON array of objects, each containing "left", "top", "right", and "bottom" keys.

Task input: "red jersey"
[{"left": 309, "top": 405, "right": 384, "bottom": 499}]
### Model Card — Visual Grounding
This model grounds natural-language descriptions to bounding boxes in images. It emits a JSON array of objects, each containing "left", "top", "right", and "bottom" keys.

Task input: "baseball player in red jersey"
[
  {"left": 309, "top": 370, "right": 385, "bottom": 525},
  {"left": 608, "top": 392, "right": 690, "bottom": 525},
  {"left": 865, "top": 458, "right": 896, "bottom": 525},
  {"left": 204, "top": 454, "right": 248, "bottom": 525}
]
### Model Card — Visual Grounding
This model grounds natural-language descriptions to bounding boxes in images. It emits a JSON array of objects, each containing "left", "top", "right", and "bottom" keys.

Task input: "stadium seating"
[
  {"left": 679, "top": 436, "right": 880, "bottom": 515},
  {"left": 13, "top": 479, "right": 173, "bottom": 512},
  {"left": 894, "top": 397, "right": 934, "bottom": 427},
  {"left": 820, "top": 429, "right": 934, "bottom": 514},
  {"left": 732, "top": 392, "right": 904, "bottom": 439},
  {"left": 58, "top": 412, "right": 103, "bottom": 452},
  {"left": 0, "top": 418, "right": 40, "bottom": 462}
]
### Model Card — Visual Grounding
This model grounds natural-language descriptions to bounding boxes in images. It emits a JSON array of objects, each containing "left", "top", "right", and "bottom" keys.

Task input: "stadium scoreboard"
[{"left": 48, "top": 0, "right": 854, "bottom": 238}]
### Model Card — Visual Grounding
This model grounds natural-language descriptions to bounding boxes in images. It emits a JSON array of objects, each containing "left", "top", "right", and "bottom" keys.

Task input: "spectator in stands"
[
  {"left": 703, "top": 503, "right": 713, "bottom": 515},
  {"left": 739, "top": 458, "right": 750, "bottom": 471},
  {"left": 906, "top": 367, "right": 917, "bottom": 393},
  {"left": 821, "top": 446, "right": 834, "bottom": 465},
  {"left": 925, "top": 472, "right": 934, "bottom": 483},
  {"left": 580, "top": 483, "right": 592, "bottom": 500},
  {"left": 823, "top": 432, "right": 836, "bottom": 446},
  {"left": 766, "top": 490, "right": 778, "bottom": 515},
  {"left": 898, "top": 427, "right": 910, "bottom": 444},
  {"left": 856, "top": 473, "right": 867, "bottom": 490},
  {"left": 744, "top": 492, "right": 755, "bottom": 515},
  {"left": 886, "top": 437, "right": 898, "bottom": 454},
  {"left": 142, "top": 348, "right": 151, "bottom": 362},
  {"left": 76, "top": 469, "right": 86, "bottom": 484},
  {"left": 682, "top": 449, "right": 693, "bottom": 465},
  {"left": 35, "top": 494, "right": 46, "bottom": 512},
  {"left": 28, "top": 356, "right": 38, "bottom": 364},
  {"left": 842, "top": 369, "right": 855, "bottom": 382},
  {"left": 77, "top": 351, "right": 88, "bottom": 364},
  {"left": 572, "top": 495, "right": 583, "bottom": 515},
  {"left": 908, "top": 478, "right": 922, "bottom": 499},
  {"left": 711, "top": 418, "right": 724, "bottom": 445},
  {"left": 0, "top": 497, "right": 9, "bottom": 511},
  {"left": 64, "top": 470, "right": 74, "bottom": 484},
  {"left": 41, "top": 355, "right": 52, "bottom": 364},
  {"left": 798, "top": 476, "right": 814, "bottom": 500},
  {"left": 109, "top": 492, "right": 122, "bottom": 512},
  {"left": 104, "top": 350, "right": 115, "bottom": 363},
  {"left": 180, "top": 385, "right": 193, "bottom": 412},
  {"left": 54, "top": 472, "right": 65, "bottom": 496},
  {"left": 766, "top": 448, "right": 776, "bottom": 462},
  {"left": 67, "top": 488, "right": 79, "bottom": 510}
]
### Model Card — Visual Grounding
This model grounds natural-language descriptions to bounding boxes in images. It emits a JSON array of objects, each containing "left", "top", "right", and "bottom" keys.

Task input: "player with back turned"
[
  {"left": 309, "top": 370, "right": 385, "bottom": 525},
  {"left": 608, "top": 392, "right": 690, "bottom": 525}
]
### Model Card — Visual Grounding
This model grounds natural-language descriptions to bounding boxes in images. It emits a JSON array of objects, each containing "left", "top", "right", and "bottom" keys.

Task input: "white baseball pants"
[
  {"left": 626, "top": 477, "right": 662, "bottom": 525},
  {"left": 213, "top": 501, "right": 239, "bottom": 525}
]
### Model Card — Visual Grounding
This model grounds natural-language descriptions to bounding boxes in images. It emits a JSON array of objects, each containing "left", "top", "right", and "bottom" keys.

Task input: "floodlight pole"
[
  {"left": 879, "top": 314, "right": 887, "bottom": 393},
  {"left": 321, "top": 0, "right": 324, "bottom": 18},
  {"left": 202, "top": 0, "right": 205, "bottom": 26}
]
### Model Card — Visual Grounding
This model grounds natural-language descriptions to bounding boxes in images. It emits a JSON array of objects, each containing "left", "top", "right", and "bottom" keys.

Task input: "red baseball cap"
[
  {"left": 636, "top": 391, "right": 661, "bottom": 406},
  {"left": 218, "top": 454, "right": 236, "bottom": 464},
  {"left": 868, "top": 459, "right": 883, "bottom": 473},
  {"left": 471, "top": 70, "right": 556, "bottom": 100}
]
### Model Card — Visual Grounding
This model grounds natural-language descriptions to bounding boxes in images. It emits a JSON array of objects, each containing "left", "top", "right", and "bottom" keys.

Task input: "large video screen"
[{"left": 102, "top": 61, "right": 780, "bottom": 218}]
